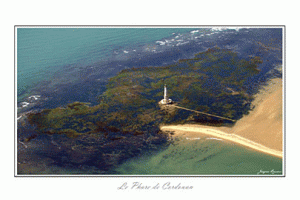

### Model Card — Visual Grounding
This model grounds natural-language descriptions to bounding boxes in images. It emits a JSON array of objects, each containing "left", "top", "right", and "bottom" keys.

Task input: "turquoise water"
[
  {"left": 17, "top": 28, "right": 196, "bottom": 99},
  {"left": 17, "top": 28, "right": 282, "bottom": 105},
  {"left": 114, "top": 137, "right": 283, "bottom": 175}
]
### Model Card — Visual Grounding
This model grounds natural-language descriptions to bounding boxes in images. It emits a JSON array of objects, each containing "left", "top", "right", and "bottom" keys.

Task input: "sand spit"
[
  {"left": 161, "top": 125, "right": 282, "bottom": 158},
  {"left": 161, "top": 78, "right": 283, "bottom": 158}
]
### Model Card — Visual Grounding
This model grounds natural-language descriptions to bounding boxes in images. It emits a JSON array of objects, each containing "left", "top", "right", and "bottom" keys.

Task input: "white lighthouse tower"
[{"left": 160, "top": 84, "right": 172, "bottom": 105}]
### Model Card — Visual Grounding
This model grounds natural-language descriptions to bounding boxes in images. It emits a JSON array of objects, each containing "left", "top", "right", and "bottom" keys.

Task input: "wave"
[
  {"left": 186, "top": 137, "right": 201, "bottom": 140},
  {"left": 17, "top": 94, "right": 42, "bottom": 114},
  {"left": 156, "top": 41, "right": 166, "bottom": 45},
  {"left": 28, "top": 95, "right": 41, "bottom": 100},
  {"left": 16, "top": 29, "right": 230, "bottom": 109},
  {"left": 17, "top": 28, "right": 281, "bottom": 118},
  {"left": 20, "top": 102, "right": 30, "bottom": 108},
  {"left": 190, "top": 30, "right": 199, "bottom": 34},
  {"left": 109, "top": 28, "right": 237, "bottom": 63},
  {"left": 206, "top": 137, "right": 223, "bottom": 141},
  {"left": 176, "top": 41, "right": 190, "bottom": 46},
  {"left": 211, "top": 27, "right": 250, "bottom": 32}
]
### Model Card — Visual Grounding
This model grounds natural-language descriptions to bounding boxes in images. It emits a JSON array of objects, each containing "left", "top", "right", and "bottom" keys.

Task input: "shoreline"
[
  {"left": 160, "top": 125, "right": 283, "bottom": 158},
  {"left": 161, "top": 78, "right": 283, "bottom": 158}
]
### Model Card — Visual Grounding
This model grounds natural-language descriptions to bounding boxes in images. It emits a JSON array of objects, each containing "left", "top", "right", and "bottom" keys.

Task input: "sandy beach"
[{"left": 161, "top": 78, "right": 283, "bottom": 158}]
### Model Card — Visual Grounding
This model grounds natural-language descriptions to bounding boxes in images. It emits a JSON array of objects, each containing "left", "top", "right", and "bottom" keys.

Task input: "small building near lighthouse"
[{"left": 159, "top": 84, "right": 173, "bottom": 105}]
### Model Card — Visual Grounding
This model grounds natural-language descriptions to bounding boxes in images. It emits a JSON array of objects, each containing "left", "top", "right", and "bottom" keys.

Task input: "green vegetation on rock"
[
  {"left": 25, "top": 47, "right": 262, "bottom": 171},
  {"left": 28, "top": 47, "right": 262, "bottom": 136}
]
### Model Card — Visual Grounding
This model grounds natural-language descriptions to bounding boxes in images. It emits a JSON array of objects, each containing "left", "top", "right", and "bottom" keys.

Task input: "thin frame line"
[{"left": 14, "top": 25, "right": 286, "bottom": 178}]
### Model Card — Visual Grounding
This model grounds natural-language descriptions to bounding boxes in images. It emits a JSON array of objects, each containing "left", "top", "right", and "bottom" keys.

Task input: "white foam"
[
  {"left": 176, "top": 41, "right": 189, "bottom": 46},
  {"left": 206, "top": 137, "right": 223, "bottom": 141},
  {"left": 17, "top": 116, "right": 22, "bottom": 120},
  {"left": 186, "top": 137, "right": 201, "bottom": 140},
  {"left": 211, "top": 27, "right": 227, "bottom": 31},
  {"left": 232, "top": 28, "right": 241, "bottom": 31},
  {"left": 156, "top": 41, "right": 166, "bottom": 45},
  {"left": 29, "top": 95, "right": 41, "bottom": 100},
  {"left": 211, "top": 27, "right": 243, "bottom": 32},
  {"left": 190, "top": 30, "right": 199, "bottom": 34},
  {"left": 123, "top": 50, "right": 129, "bottom": 54},
  {"left": 21, "top": 102, "right": 30, "bottom": 107}
]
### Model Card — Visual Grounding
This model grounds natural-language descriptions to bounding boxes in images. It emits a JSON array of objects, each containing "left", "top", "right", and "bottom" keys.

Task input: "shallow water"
[{"left": 114, "top": 137, "right": 282, "bottom": 175}]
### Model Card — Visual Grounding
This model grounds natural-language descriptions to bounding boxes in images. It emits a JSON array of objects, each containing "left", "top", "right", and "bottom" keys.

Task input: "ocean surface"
[
  {"left": 16, "top": 27, "right": 283, "bottom": 175},
  {"left": 114, "top": 137, "right": 282, "bottom": 175},
  {"left": 17, "top": 28, "right": 196, "bottom": 103}
]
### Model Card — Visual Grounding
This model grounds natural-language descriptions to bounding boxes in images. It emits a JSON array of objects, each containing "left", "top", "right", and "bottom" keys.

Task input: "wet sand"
[{"left": 161, "top": 78, "right": 283, "bottom": 158}]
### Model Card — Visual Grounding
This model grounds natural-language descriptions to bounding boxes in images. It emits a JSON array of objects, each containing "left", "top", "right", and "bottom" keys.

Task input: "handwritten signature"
[{"left": 257, "top": 169, "right": 282, "bottom": 175}]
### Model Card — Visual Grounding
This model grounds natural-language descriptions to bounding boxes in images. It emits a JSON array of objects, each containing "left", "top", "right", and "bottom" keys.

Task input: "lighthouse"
[
  {"left": 164, "top": 84, "right": 168, "bottom": 100},
  {"left": 160, "top": 84, "right": 172, "bottom": 105}
]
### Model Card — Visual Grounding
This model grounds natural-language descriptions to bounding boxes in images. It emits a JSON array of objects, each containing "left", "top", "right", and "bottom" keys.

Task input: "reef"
[{"left": 24, "top": 47, "right": 265, "bottom": 173}]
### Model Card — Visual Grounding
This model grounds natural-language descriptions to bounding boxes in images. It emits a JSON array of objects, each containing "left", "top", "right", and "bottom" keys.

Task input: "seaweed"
[{"left": 25, "top": 47, "right": 264, "bottom": 172}]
